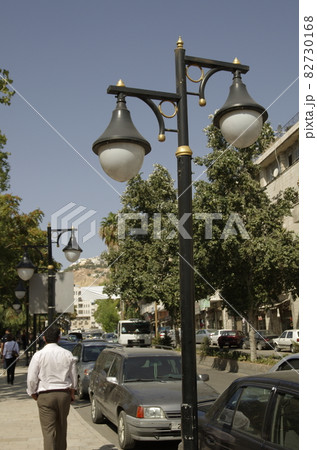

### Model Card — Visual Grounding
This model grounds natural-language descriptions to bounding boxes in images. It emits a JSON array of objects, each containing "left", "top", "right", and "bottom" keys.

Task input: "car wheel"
[
  {"left": 77, "top": 377, "right": 85, "bottom": 400},
  {"left": 91, "top": 397, "right": 105, "bottom": 424},
  {"left": 257, "top": 342, "right": 263, "bottom": 351},
  {"left": 290, "top": 344, "right": 295, "bottom": 353},
  {"left": 118, "top": 410, "right": 135, "bottom": 449},
  {"left": 274, "top": 344, "right": 280, "bottom": 352}
]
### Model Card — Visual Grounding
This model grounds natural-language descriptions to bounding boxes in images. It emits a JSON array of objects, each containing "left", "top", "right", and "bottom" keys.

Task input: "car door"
[
  {"left": 263, "top": 389, "right": 299, "bottom": 449},
  {"left": 200, "top": 385, "right": 271, "bottom": 449},
  {"left": 277, "top": 331, "right": 287, "bottom": 349},
  {"left": 93, "top": 351, "right": 116, "bottom": 418},
  {"left": 101, "top": 354, "right": 123, "bottom": 423}
]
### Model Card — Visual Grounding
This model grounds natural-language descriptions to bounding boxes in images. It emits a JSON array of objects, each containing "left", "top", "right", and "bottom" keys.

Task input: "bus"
[{"left": 117, "top": 319, "right": 152, "bottom": 347}]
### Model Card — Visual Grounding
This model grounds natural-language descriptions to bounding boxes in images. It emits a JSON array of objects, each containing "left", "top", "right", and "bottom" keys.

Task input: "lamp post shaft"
[
  {"left": 47, "top": 224, "right": 55, "bottom": 326},
  {"left": 175, "top": 45, "right": 198, "bottom": 449}
]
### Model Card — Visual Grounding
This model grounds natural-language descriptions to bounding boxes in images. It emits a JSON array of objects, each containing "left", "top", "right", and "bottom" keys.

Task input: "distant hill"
[{"left": 64, "top": 256, "right": 109, "bottom": 286}]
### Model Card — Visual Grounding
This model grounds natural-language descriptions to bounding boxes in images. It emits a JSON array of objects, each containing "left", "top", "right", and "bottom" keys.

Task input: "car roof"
[
  {"left": 77, "top": 340, "right": 115, "bottom": 346},
  {"left": 100, "top": 346, "right": 179, "bottom": 358},
  {"left": 234, "top": 370, "right": 299, "bottom": 387}
]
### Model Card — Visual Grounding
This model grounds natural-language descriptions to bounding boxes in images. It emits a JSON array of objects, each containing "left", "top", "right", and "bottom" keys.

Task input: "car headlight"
[{"left": 136, "top": 406, "right": 165, "bottom": 419}]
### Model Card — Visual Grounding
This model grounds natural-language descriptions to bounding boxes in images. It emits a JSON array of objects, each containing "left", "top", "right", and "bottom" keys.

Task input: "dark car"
[
  {"left": 242, "top": 330, "right": 279, "bottom": 350},
  {"left": 58, "top": 339, "right": 78, "bottom": 352},
  {"left": 89, "top": 347, "right": 219, "bottom": 449},
  {"left": 72, "top": 339, "right": 121, "bottom": 399},
  {"left": 218, "top": 330, "right": 245, "bottom": 349},
  {"left": 179, "top": 371, "right": 298, "bottom": 450}
]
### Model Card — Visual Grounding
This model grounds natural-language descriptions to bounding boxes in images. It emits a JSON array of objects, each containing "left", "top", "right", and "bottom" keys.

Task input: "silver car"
[
  {"left": 72, "top": 339, "right": 121, "bottom": 399},
  {"left": 195, "top": 329, "right": 216, "bottom": 344},
  {"left": 89, "top": 347, "right": 219, "bottom": 449}
]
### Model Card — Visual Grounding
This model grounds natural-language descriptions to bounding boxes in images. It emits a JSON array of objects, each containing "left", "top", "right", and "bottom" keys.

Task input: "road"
[{"left": 73, "top": 348, "right": 277, "bottom": 449}]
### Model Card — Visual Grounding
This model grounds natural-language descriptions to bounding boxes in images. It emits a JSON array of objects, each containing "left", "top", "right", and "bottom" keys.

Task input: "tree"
[
  {"left": 193, "top": 123, "right": 298, "bottom": 360},
  {"left": 0, "top": 69, "right": 48, "bottom": 333},
  {"left": 99, "top": 211, "right": 119, "bottom": 251},
  {"left": 102, "top": 164, "right": 180, "bottom": 325},
  {"left": 93, "top": 298, "right": 120, "bottom": 331},
  {"left": 0, "top": 69, "right": 15, "bottom": 192}
]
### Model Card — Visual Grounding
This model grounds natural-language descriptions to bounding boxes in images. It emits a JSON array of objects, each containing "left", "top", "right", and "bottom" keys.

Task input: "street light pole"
[
  {"left": 16, "top": 225, "right": 82, "bottom": 327},
  {"left": 92, "top": 38, "right": 267, "bottom": 449}
]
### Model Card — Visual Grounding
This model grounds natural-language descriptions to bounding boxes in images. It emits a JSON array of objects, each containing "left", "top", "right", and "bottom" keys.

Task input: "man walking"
[{"left": 27, "top": 326, "right": 77, "bottom": 450}]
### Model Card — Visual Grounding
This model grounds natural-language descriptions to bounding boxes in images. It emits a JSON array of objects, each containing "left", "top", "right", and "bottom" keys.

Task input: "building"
[
  {"left": 255, "top": 116, "right": 299, "bottom": 331},
  {"left": 71, "top": 285, "right": 112, "bottom": 331}
]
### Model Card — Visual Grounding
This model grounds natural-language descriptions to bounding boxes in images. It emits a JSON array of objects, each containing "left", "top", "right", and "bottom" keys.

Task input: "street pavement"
[{"left": 0, "top": 354, "right": 115, "bottom": 450}]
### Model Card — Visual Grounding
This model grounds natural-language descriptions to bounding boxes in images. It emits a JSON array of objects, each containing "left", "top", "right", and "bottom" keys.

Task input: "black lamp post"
[
  {"left": 92, "top": 38, "right": 267, "bottom": 449},
  {"left": 16, "top": 224, "right": 82, "bottom": 327}
]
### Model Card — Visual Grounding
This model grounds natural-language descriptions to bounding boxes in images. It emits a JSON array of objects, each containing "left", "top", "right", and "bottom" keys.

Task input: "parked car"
[
  {"left": 268, "top": 353, "right": 299, "bottom": 372},
  {"left": 102, "top": 332, "right": 118, "bottom": 343},
  {"left": 273, "top": 329, "right": 299, "bottom": 352},
  {"left": 158, "top": 326, "right": 171, "bottom": 338},
  {"left": 196, "top": 329, "right": 217, "bottom": 344},
  {"left": 67, "top": 332, "right": 83, "bottom": 341},
  {"left": 242, "top": 330, "right": 279, "bottom": 350},
  {"left": 218, "top": 330, "right": 245, "bottom": 349},
  {"left": 178, "top": 371, "right": 299, "bottom": 450},
  {"left": 58, "top": 339, "right": 78, "bottom": 352},
  {"left": 72, "top": 339, "right": 121, "bottom": 399},
  {"left": 210, "top": 329, "right": 232, "bottom": 346},
  {"left": 89, "top": 347, "right": 219, "bottom": 449}
]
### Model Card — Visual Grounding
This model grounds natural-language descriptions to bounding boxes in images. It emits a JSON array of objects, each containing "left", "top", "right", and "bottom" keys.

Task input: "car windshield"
[
  {"left": 83, "top": 345, "right": 106, "bottom": 362},
  {"left": 124, "top": 356, "right": 182, "bottom": 382},
  {"left": 121, "top": 322, "right": 151, "bottom": 334}
]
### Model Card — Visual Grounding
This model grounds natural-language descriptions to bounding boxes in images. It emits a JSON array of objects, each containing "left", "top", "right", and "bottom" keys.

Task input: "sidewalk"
[{"left": 0, "top": 355, "right": 115, "bottom": 450}]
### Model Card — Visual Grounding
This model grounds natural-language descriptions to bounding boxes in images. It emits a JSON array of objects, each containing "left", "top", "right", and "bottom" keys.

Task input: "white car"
[
  {"left": 210, "top": 329, "right": 232, "bottom": 346},
  {"left": 268, "top": 353, "right": 299, "bottom": 372},
  {"left": 195, "top": 329, "right": 216, "bottom": 344},
  {"left": 273, "top": 329, "right": 299, "bottom": 352}
]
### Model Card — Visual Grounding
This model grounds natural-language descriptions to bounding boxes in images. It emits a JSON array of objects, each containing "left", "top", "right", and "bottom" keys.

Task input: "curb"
[{"left": 197, "top": 355, "right": 273, "bottom": 375}]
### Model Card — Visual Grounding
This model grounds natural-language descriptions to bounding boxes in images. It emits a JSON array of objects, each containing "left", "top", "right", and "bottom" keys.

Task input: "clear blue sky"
[{"left": 1, "top": 0, "right": 299, "bottom": 267}]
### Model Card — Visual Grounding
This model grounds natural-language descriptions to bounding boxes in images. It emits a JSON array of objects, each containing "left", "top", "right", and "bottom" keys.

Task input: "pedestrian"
[
  {"left": 0, "top": 328, "right": 11, "bottom": 355},
  {"left": 27, "top": 325, "right": 77, "bottom": 450},
  {"left": 3, "top": 333, "right": 19, "bottom": 384}
]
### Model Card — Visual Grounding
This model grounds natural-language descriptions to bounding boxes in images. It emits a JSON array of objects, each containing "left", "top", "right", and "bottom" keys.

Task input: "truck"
[{"left": 117, "top": 319, "right": 152, "bottom": 347}]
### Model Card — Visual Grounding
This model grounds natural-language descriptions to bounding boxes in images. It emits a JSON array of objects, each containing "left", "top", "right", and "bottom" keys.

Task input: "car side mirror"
[
  {"left": 198, "top": 373, "right": 209, "bottom": 382},
  {"left": 106, "top": 376, "right": 118, "bottom": 384}
]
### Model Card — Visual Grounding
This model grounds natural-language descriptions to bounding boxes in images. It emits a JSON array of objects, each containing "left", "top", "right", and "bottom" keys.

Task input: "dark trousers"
[
  {"left": 37, "top": 391, "right": 71, "bottom": 450},
  {"left": 5, "top": 357, "right": 16, "bottom": 384}
]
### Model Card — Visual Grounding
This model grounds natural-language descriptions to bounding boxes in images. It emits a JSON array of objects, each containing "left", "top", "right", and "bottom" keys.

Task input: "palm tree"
[{"left": 99, "top": 212, "right": 118, "bottom": 251}]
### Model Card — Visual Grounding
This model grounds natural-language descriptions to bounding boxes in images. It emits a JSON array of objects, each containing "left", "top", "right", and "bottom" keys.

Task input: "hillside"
[{"left": 65, "top": 256, "right": 109, "bottom": 286}]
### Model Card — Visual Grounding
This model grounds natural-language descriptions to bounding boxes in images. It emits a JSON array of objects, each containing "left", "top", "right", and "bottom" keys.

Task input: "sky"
[{"left": 1, "top": 0, "right": 300, "bottom": 268}]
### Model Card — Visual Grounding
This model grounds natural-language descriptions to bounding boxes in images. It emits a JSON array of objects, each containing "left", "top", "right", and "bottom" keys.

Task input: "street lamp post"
[
  {"left": 92, "top": 38, "right": 267, "bottom": 449},
  {"left": 16, "top": 224, "right": 82, "bottom": 327}
]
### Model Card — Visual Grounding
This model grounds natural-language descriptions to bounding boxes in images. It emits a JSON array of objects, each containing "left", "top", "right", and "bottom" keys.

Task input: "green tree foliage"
[
  {"left": 0, "top": 69, "right": 48, "bottom": 333},
  {"left": 93, "top": 298, "right": 120, "bottom": 331},
  {"left": 0, "top": 69, "right": 15, "bottom": 192},
  {"left": 101, "top": 164, "right": 180, "bottom": 323},
  {"left": 193, "top": 123, "right": 299, "bottom": 349}
]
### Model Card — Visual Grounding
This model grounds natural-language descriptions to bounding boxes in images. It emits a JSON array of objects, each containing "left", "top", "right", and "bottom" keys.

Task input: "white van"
[{"left": 117, "top": 319, "right": 152, "bottom": 347}]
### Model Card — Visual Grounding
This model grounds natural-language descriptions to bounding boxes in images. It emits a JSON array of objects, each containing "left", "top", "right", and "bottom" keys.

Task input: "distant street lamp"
[
  {"left": 16, "top": 224, "right": 82, "bottom": 326},
  {"left": 92, "top": 38, "right": 267, "bottom": 449}
]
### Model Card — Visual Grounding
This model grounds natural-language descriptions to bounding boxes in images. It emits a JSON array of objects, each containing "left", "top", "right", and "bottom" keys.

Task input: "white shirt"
[{"left": 27, "top": 343, "right": 77, "bottom": 396}]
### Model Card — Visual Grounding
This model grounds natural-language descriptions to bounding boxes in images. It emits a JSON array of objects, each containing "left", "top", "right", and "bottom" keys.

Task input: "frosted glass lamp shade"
[
  {"left": 63, "top": 234, "right": 82, "bottom": 263},
  {"left": 98, "top": 143, "right": 145, "bottom": 182},
  {"left": 16, "top": 252, "right": 36, "bottom": 281},
  {"left": 219, "top": 109, "right": 264, "bottom": 148}
]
